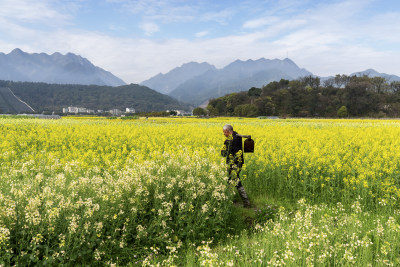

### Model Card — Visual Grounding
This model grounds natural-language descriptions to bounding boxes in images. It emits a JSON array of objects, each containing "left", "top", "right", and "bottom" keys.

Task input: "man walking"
[{"left": 222, "top": 124, "right": 251, "bottom": 208}]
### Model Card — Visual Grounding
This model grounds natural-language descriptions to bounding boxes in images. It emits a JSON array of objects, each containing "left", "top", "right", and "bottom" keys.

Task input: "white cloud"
[
  {"left": 201, "top": 7, "right": 236, "bottom": 24},
  {"left": 195, "top": 31, "right": 209, "bottom": 38},
  {"left": 2, "top": 21, "right": 400, "bottom": 84},
  {"left": 0, "top": 0, "right": 71, "bottom": 23},
  {"left": 108, "top": 0, "right": 196, "bottom": 23},
  {"left": 139, "top": 22, "right": 160, "bottom": 36},
  {"left": 107, "top": 1, "right": 237, "bottom": 24},
  {"left": 1, "top": 0, "right": 400, "bottom": 84},
  {"left": 243, "top": 17, "right": 278, "bottom": 29},
  {"left": 365, "top": 12, "right": 400, "bottom": 43}
]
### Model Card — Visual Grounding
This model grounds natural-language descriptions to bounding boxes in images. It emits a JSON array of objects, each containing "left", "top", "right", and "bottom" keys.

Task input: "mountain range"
[
  {"left": 141, "top": 58, "right": 311, "bottom": 106},
  {"left": 141, "top": 59, "right": 400, "bottom": 106},
  {"left": 2, "top": 48, "right": 400, "bottom": 110},
  {"left": 0, "top": 48, "right": 125, "bottom": 86},
  {"left": 349, "top": 69, "right": 400, "bottom": 82}
]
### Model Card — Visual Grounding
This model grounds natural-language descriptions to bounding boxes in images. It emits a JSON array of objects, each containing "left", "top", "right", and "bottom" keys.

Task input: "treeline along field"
[
  {"left": 206, "top": 75, "right": 400, "bottom": 118},
  {"left": 1, "top": 117, "right": 400, "bottom": 265}
]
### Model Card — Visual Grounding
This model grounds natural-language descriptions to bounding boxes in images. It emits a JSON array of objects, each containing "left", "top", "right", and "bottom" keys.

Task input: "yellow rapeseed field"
[{"left": 1, "top": 116, "right": 400, "bottom": 265}]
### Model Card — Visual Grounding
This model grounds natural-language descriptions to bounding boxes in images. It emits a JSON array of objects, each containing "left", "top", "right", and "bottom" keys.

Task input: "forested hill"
[
  {"left": 0, "top": 87, "right": 35, "bottom": 113},
  {"left": 0, "top": 80, "right": 189, "bottom": 114},
  {"left": 206, "top": 75, "right": 400, "bottom": 118}
]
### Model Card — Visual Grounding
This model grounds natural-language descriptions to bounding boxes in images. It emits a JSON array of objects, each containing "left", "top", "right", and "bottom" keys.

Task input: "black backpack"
[{"left": 244, "top": 137, "right": 254, "bottom": 153}]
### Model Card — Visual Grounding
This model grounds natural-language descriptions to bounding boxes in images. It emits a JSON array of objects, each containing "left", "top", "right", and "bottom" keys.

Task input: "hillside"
[
  {"left": 0, "top": 80, "right": 189, "bottom": 113},
  {"left": 0, "top": 87, "right": 35, "bottom": 113},
  {"left": 0, "top": 48, "right": 126, "bottom": 86}
]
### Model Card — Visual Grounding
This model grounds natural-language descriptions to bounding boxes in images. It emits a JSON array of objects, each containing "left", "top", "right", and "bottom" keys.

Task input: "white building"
[
  {"left": 67, "top": 107, "right": 79, "bottom": 113},
  {"left": 126, "top": 107, "right": 135, "bottom": 113},
  {"left": 63, "top": 107, "right": 92, "bottom": 114},
  {"left": 109, "top": 109, "right": 122, "bottom": 116},
  {"left": 175, "top": 110, "right": 191, "bottom": 116}
]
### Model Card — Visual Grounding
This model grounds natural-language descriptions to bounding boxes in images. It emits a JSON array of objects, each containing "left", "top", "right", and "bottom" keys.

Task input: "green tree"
[
  {"left": 344, "top": 78, "right": 379, "bottom": 116},
  {"left": 334, "top": 74, "right": 350, "bottom": 88},
  {"left": 371, "top": 77, "right": 388, "bottom": 94},
  {"left": 207, "top": 98, "right": 227, "bottom": 116},
  {"left": 234, "top": 104, "right": 258, "bottom": 117},
  {"left": 192, "top": 107, "right": 207, "bottom": 116},
  {"left": 390, "top": 81, "right": 400, "bottom": 93},
  {"left": 261, "top": 79, "right": 289, "bottom": 96},
  {"left": 248, "top": 87, "right": 261, "bottom": 97},
  {"left": 301, "top": 75, "right": 320, "bottom": 89},
  {"left": 337, "top": 106, "right": 348, "bottom": 118},
  {"left": 264, "top": 96, "right": 276, "bottom": 116}
]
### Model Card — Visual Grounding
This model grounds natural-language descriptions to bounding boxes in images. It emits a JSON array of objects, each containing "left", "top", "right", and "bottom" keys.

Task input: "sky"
[{"left": 0, "top": 0, "right": 399, "bottom": 84}]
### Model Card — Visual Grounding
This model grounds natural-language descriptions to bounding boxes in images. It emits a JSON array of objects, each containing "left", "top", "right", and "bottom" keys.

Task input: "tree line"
[
  {"left": 200, "top": 75, "right": 400, "bottom": 118},
  {"left": 0, "top": 80, "right": 188, "bottom": 114}
]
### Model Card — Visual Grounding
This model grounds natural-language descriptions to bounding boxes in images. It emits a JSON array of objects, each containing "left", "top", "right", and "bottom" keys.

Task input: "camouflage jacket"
[{"left": 222, "top": 131, "right": 244, "bottom": 167}]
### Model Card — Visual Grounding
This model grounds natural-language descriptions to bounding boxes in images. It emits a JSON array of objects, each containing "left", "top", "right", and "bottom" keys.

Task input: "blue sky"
[{"left": 0, "top": 0, "right": 399, "bottom": 83}]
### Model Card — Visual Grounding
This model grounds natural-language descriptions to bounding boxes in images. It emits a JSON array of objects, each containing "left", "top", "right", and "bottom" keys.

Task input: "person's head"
[{"left": 223, "top": 124, "right": 233, "bottom": 137}]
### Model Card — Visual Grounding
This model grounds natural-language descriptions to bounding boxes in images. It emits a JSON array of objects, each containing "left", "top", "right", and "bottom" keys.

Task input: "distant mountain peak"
[
  {"left": 10, "top": 48, "right": 24, "bottom": 54},
  {"left": 0, "top": 48, "right": 125, "bottom": 86},
  {"left": 283, "top": 58, "right": 295, "bottom": 64},
  {"left": 140, "top": 61, "right": 216, "bottom": 94},
  {"left": 349, "top": 69, "right": 400, "bottom": 82},
  {"left": 8, "top": 48, "right": 26, "bottom": 58},
  {"left": 181, "top": 61, "right": 209, "bottom": 67},
  {"left": 356, "top": 69, "right": 379, "bottom": 75}
]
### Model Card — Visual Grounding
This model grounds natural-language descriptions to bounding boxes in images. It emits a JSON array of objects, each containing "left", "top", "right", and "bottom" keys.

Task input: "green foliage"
[
  {"left": 234, "top": 104, "right": 258, "bottom": 117},
  {"left": 120, "top": 115, "right": 139, "bottom": 120},
  {"left": 138, "top": 111, "right": 170, "bottom": 117},
  {"left": 0, "top": 115, "right": 32, "bottom": 119},
  {"left": 0, "top": 155, "right": 240, "bottom": 265},
  {"left": 207, "top": 75, "right": 400, "bottom": 118},
  {"left": 192, "top": 107, "right": 207, "bottom": 116},
  {"left": 179, "top": 199, "right": 400, "bottom": 266},
  {"left": 0, "top": 80, "right": 188, "bottom": 113},
  {"left": 247, "top": 87, "right": 261, "bottom": 97},
  {"left": 337, "top": 105, "right": 348, "bottom": 118},
  {"left": 300, "top": 75, "right": 320, "bottom": 89},
  {"left": 0, "top": 87, "right": 33, "bottom": 114},
  {"left": 390, "top": 81, "right": 400, "bottom": 93},
  {"left": 254, "top": 204, "right": 278, "bottom": 223}
]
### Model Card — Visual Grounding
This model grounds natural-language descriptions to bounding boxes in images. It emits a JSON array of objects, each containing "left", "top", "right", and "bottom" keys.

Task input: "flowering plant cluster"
[{"left": 2, "top": 117, "right": 400, "bottom": 266}]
